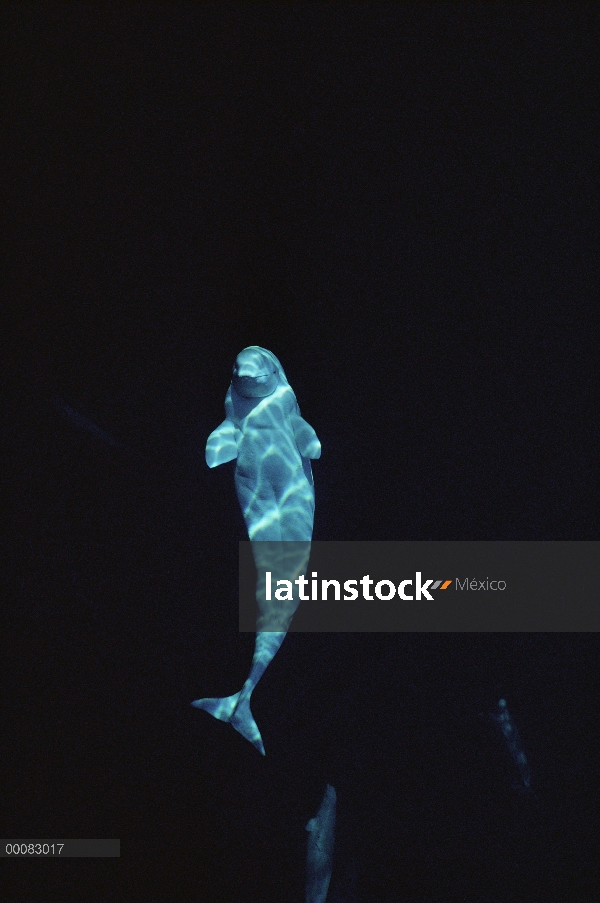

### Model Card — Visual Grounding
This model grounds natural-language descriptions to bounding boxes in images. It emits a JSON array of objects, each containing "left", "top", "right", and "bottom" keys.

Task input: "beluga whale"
[
  {"left": 193, "top": 346, "right": 321, "bottom": 754},
  {"left": 305, "top": 784, "right": 337, "bottom": 903},
  {"left": 486, "top": 698, "right": 537, "bottom": 798}
]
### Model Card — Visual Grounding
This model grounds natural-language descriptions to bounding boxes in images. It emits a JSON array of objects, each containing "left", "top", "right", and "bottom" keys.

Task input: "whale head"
[{"left": 232, "top": 347, "right": 279, "bottom": 398}]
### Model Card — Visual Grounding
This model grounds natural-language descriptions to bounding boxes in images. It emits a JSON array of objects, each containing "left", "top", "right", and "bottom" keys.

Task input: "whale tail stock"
[
  {"left": 191, "top": 691, "right": 266, "bottom": 756},
  {"left": 192, "top": 630, "right": 288, "bottom": 756}
]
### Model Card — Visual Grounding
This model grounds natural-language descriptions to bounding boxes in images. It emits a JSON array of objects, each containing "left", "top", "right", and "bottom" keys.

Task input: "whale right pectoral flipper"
[
  {"left": 290, "top": 413, "right": 322, "bottom": 459},
  {"left": 205, "top": 418, "right": 241, "bottom": 468}
]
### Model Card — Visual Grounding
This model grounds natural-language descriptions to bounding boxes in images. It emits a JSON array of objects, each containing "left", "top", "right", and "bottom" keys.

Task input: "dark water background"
[{"left": 3, "top": 4, "right": 598, "bottom": 901}]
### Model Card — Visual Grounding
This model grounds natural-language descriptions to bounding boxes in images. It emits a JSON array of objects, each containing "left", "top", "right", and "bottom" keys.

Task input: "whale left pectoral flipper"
[
  {"left": 205, "top": 419, "right": 241, "bottom": 468},
  {"left": 290, "top": 413, "right": 322, "bottom": 459},
  {"left": 191, "top": 691, "right": 265, "bottom": 755}
]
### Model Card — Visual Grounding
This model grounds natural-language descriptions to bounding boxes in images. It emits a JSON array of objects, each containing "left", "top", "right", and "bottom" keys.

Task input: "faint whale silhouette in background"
[
  {"left": 306, "top": 783, "right": 337, "bottom": 903},
  {"left": 485, "top": 697, "right": 537, "bottom": 798},
  {"left": 193, "top": 347, "right": 321, "bottom": 755},
  {"left": 52, "top": 395, "right": 120, "bottom": 447}
]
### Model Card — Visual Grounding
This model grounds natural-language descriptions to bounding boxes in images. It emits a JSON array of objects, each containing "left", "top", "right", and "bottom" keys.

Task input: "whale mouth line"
[
  {"left": 235, "top": 371, "right": 271, "bottom": 378},
  {"left": 232, "top": 371, "right": 278, "bottom": 398}
]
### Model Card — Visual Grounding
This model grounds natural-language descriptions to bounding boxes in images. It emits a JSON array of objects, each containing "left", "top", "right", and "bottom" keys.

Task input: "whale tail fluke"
[
  {"left": 191, "top": 691, "right": 241, "bottom": 721},
  {"left": 230, "top": 694, "right": 266, "bottom": 755},
  {"left": 191, "top": 691, "right": 266, "bottom": 756}
]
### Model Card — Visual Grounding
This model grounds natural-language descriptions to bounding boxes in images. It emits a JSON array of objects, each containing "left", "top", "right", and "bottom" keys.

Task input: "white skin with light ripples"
[{"left": 193, "top": 347, "right": 321, "bottom": 754}]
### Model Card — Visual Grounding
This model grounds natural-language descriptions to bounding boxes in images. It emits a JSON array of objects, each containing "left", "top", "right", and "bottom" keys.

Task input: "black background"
[{"left": 3, "top": 4, "right": 598, "bottom": 901}]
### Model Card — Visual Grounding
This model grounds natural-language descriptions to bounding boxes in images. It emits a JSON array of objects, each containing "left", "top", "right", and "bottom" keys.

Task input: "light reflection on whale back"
[
  {"left": 227, "top": 347, "right": 319, "bottom": 633},
  {"left": 226, "top": 346, "right": 316, "bottom": 543}
]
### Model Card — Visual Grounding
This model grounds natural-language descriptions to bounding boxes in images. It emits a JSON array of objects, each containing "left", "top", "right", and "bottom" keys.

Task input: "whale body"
[
  {"left": 306, "top": 784, "right": 337, "bottom": 903},
  {"left": 492, "top": 698, "right": 536, "bottom": 796},
  {"left": 53, "top": 396, "right": 119, "bottom": 447},
  {"left": 193, "top": 347, "right": 321, "bottom": 754}
]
